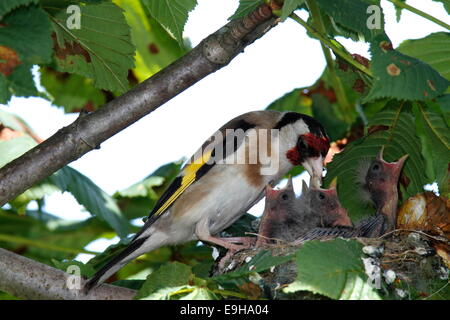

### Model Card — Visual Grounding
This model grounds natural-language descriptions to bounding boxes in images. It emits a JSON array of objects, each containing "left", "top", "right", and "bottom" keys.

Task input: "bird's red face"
[{"left": 286, "top": 133, "right": 330, "bottom": 188}]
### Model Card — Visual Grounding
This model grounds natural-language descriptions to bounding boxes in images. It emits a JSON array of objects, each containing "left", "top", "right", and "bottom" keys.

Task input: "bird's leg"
[{"left": 195, "top": 218, "right": 250, "bottom": 251}]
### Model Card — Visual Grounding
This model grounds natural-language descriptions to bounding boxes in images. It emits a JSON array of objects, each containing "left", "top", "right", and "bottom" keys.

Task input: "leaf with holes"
[
  {"left": 364, "top": 34, "right": 450, "bottom": 102},
  {"left": 284, "top": 239, "right": 382, "bottom": 300},
  {"left": 44, "top": 1, "right": 135, "bottom": 93},
  {"left": 142, "top": 0, "right": 197, "bottom": 45},
  {"left": 397, "top": 32, "right": 450, "bottom": 93},
  {"left": 324, "top": 101, "right": 428, "bottom": 222}
]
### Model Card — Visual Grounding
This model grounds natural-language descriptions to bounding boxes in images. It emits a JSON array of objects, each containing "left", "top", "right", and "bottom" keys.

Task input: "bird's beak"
[
  {"left": 377, "top": 148, "right": 409, "bottom": 180},
  {"left": 302, "top": 156, "right": 324, "bottom": 188}
]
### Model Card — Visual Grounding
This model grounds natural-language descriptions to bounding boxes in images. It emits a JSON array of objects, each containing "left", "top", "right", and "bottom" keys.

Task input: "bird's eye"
[
  {"left": 297, "top": 138, "right": 308, "bottom": 152},
  {"left": 282, "top": 193, "right": 289, "bottom": 200},
  {"left": 372, "top": 163, "right": 380, "bottom": 171},
  {"left": 318, "top": 193, "right": 326, "bottom": 200}
]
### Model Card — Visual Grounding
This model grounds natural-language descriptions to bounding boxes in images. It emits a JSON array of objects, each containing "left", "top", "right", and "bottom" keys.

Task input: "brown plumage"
[{"left": 256, "top": 178, "right": 351, "bottom": 246}]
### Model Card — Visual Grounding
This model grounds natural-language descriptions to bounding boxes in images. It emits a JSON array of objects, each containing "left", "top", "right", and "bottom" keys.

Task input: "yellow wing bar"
[{"left": 153, "top": 149, "right": 213, "bottom": 216}]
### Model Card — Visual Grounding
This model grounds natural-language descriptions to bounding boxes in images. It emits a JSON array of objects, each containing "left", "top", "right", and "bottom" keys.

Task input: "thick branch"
[
  {"left": 0, "top": 5, "right": 276, "bottom": 206},
  {"left": 0, "top": 248, "right": 135, "bottom": 300}
]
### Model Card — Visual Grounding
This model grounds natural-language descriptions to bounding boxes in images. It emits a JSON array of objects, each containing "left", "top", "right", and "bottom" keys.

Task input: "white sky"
[{"left": 0, "top": 0, "right": 448, "bottom": 261}]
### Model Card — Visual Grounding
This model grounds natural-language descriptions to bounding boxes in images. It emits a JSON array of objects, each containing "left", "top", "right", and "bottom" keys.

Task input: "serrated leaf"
[
  {"left": 142, "top": 0, "right": 197, "bottom": 45},
  {"left": 49, "top": 166, "right": 130, "bottom": 238},
  {"left": 365, "top": 35, "right": 450, "bottom": 102},
  {"left": 325, "top": 101, "right": 428, "bottom": 222},
  {"left": 43, "top": 1, "right": 135, "bottom": 93},
  {"left": 229, "top": 0, "right": 264, "bottom": 20},
  {"left": 397, "top": 32, "right": 450, "bottom": 93},
  {"left": 135, "top": 261, "right": 193, "bottom": 300},
  {"left": 0, "top": 0, "right": 38, "bottom": 19},
  {"left": 114, "top": 0, "right": 188, "bottom": 83},
  {"left": 284, "top": 239, "right": 381, "bottom": 300},
  {"left": 315, "top": 0, "right": 384, "bottom": 42},
  {"left": 280, "top": 0, "right": 305, "bottom": 21}
]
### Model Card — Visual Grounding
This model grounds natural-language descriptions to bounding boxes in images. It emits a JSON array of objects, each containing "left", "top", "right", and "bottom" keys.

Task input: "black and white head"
[{"left": 275, "top": 112, "right": 330, "bottom": 188}]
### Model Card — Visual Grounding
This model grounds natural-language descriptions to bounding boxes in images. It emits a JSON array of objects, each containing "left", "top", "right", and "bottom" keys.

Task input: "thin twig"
[{"left": 387, "top": 0, "right": 450, "bottom": 30}]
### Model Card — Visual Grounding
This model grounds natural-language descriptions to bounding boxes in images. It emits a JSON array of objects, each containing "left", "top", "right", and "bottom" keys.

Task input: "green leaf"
[
  {"left": 135, "top": 261, "right": 193, "bottom": 299},
  {"left": 315, "top": 0, "right": 384, "bottom": 42},
  {"left": 0, "top": 109, "right": 28, "bottom": 132},
  {"left": 49, "top": 166, "right": 130, "bottom": 238},
  {"left": 114, "top": 160, "right": 182, "bottom": 219},
  {"left": 413, "top": 102, "right": 450, "bottom": 195},
  {"left": 284, "top": 239, "right": 382, "bottom": 299},
  {"left": 115, "top": 0, "right": 188, "bottom": 83},
  {"left": 365, "top": 34, "right": 450, "bottom": 102},
  {"left": 142, "top": 0, "right": 197, "bottom": 45},
  {"left": 397, "top": 32, "right": 450, "bottom": 93},
  {"left": 180, "top": 287, "right": 217, "bottom": 300},
  {"left": 214, "top": 250, "right": 294, "bottom": 281},
  {"left": 311, "top": 94, "right": 349, "bottom": 141},
  {"left": 229, "top": 0, "right": 264, "bottom": 20},
  {"left": 6, "top": 63, "right": 39, "bottom": 98},
  {"left": 0, "top": 5, "right": 53, "bottom": 64},
  {"left": 280, "top": 0, "right": 305, "bottom": 21},
  {"left": 40, "top": 67, "right": 107, "bottom": 113},
  {"left": 43, "top": 1, "right": 135, "bottom": 93},
  {"left": 0, "top": 0, "right": 38, "bottom": 19},
  {"left": 0, "top": 134, "right": 37, "bottom": 168},
  {"left": 266, "top": 87, "right": 313, "bottom": 115},
  {"left": 325, "top": 101, "right": 428, "bottom": 222}
]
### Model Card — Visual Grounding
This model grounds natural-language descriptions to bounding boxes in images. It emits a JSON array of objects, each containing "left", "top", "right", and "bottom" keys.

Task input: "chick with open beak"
[
  {"left": 293, "top": 148, "right": 408, "bottom": 243},
  {"left": 256, "top": 177, "right": 351, "bottom": 246},
  {"left": 364, "top": 147, "right": 408, "bottom": 232}
]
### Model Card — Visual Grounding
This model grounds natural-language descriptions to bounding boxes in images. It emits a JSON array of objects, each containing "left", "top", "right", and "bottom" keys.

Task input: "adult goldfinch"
[{"left": 85, "top": 110, "right": 329, "bottom": 290}]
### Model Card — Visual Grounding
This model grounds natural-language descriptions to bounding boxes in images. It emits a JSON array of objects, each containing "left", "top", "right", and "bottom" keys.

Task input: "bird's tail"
[{"left": 84, "top": 236, "right": 150, "bottom": 292}]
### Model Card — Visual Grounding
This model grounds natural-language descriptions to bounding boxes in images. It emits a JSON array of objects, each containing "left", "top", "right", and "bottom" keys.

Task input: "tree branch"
[
  {"left": 0, "top": 4, "right": 277, "bottom": 206},
  {"left": 0, "top": 248, "right": 135, "bottom": 300}
]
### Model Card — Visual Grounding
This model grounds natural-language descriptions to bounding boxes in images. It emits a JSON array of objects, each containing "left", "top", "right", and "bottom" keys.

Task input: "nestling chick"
[
  {"left": 85, "top": 110, "right": 330, "bottom": 290},
  {"left": 256, "top": 178, "right": 351, "bottom": 246},
  {"left": 293, "top": 148, "right": 408, "bottom": 243}
]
